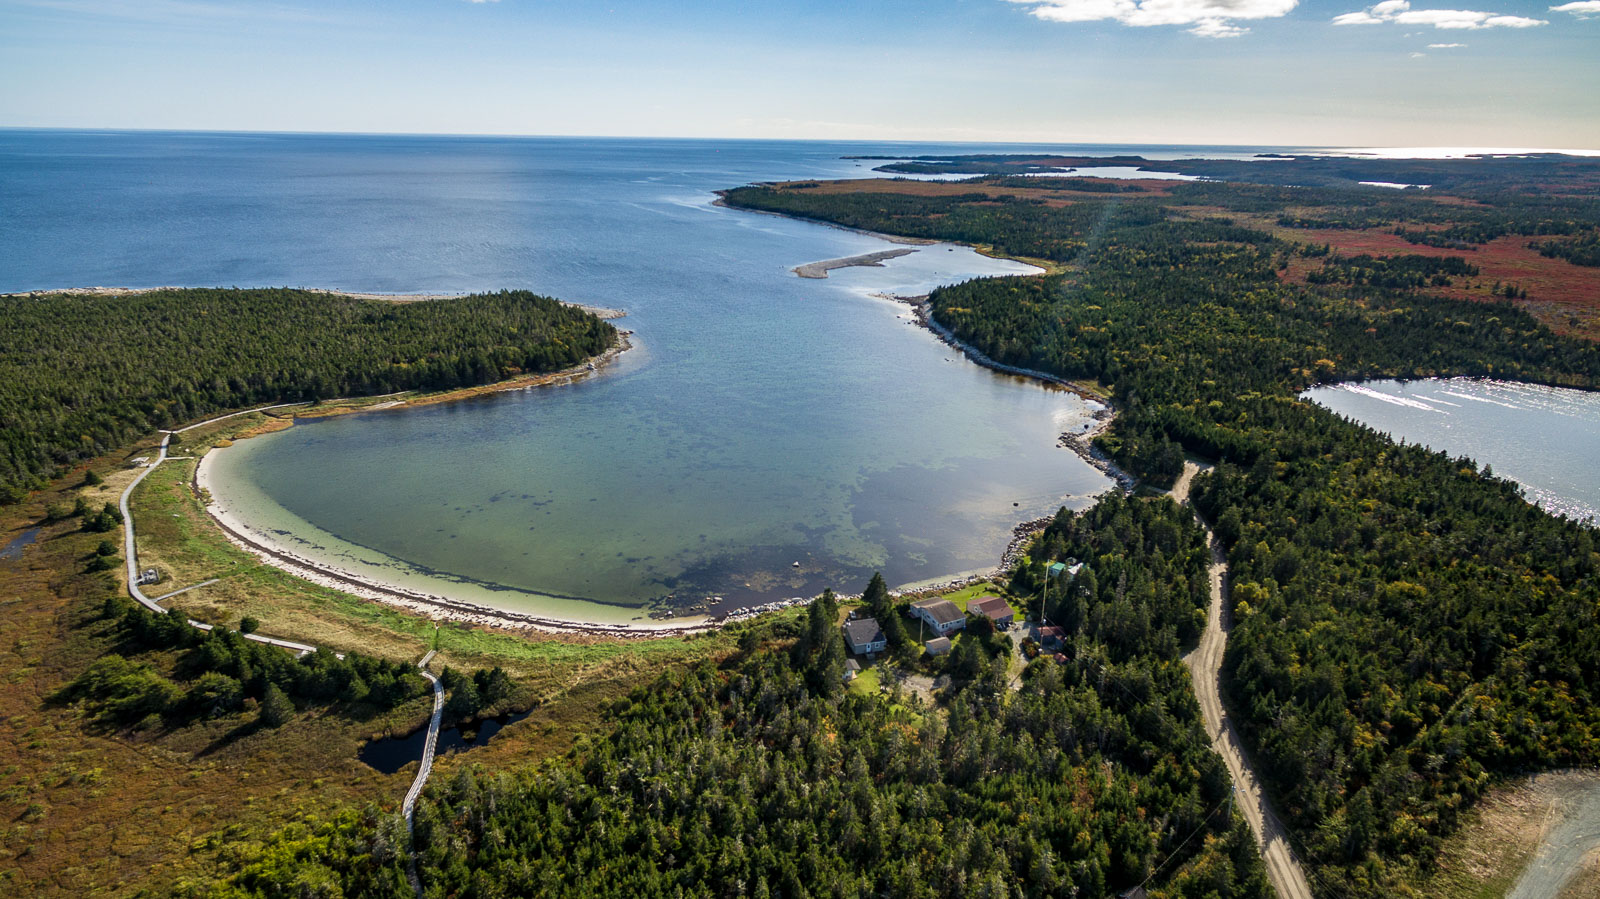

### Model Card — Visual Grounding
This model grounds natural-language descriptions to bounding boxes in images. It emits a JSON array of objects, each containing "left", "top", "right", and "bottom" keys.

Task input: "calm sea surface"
[
  {"left": 6, "top": 131, "right": 1244, "bottom": 623},
  {"left": 1304, "top": 379, "right": 1600, "bottom": 527}
]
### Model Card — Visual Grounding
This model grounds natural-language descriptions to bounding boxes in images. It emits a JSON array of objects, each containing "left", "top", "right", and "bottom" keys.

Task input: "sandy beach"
[{"left": 192, "top": 468, "right": 712, "bottom": 637}]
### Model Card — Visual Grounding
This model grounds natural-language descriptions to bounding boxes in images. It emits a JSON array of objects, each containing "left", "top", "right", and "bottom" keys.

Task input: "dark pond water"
[
  {"left": 0, "top": 527, "right": 41, "bottom": 562},
  {"left": 359, "top": 709, "right": 533, "bottom": 775}
]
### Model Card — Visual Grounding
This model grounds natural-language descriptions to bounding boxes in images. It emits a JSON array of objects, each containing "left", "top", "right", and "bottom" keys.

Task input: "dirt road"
[{"left": 1172, "top": 462, "right": 1316, "bottom": 899}]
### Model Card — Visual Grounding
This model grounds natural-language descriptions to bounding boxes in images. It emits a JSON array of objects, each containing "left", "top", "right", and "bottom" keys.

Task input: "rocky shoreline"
[{"left": 906, "top": 297, "right": 1137, "bottom": 493}]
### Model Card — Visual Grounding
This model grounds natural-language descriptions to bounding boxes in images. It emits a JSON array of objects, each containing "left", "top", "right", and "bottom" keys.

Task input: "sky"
[{"left": 0, "top": 0, "right": 1596, "bottom": 148}]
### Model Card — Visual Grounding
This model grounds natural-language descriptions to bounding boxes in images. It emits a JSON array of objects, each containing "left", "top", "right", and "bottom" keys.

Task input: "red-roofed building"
[{"left": 969, "top": 595, "right": 1016, "bottom": 630}]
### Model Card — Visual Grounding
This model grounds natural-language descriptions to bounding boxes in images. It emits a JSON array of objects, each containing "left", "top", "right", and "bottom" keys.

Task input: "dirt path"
[
  {"left": 404, "top": 649, "right": 443, "bottom": 898},
  {"left": 120, "top": 423, "right": 319, "bottom": 656},
  {"left": 1171, "top": 462, "right": 1316, "bottom": 899}
]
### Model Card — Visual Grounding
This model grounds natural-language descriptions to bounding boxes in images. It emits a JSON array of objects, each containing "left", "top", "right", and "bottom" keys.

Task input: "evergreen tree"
[
  {"left": 797, "top": 589, "right": 845, "bottom": 697},
  {"left": 260, "top": 683, "right": 294, "bottom": 728},
  {"left": 861, "top": 572, "right": 908, "bottom": 654}
]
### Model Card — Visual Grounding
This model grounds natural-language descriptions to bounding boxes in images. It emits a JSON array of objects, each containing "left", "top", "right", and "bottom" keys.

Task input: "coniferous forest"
[
  {"left": 0, "top": 288, "right": 617, "bottom": 502},
  {"left": 723, "top": 173, "right": 1600, "bottom": 894}
]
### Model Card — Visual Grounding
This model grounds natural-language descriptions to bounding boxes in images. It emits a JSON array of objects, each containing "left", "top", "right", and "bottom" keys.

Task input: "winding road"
[{"left": 1170, "top": 462, "right": 1316, "bottom": 899}]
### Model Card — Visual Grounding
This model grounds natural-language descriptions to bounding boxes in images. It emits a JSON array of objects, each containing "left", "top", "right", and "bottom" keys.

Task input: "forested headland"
[
  {"left": 723, "top": 173, "right": 1600, "bottom": 894},
  {"left": 0, "top": 288, "right": 618, "bottom": 503}
]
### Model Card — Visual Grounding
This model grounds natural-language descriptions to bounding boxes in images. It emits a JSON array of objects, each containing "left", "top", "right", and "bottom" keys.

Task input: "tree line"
[{"left": 208, "top": 568, "right": 1269, "bottom": 898}]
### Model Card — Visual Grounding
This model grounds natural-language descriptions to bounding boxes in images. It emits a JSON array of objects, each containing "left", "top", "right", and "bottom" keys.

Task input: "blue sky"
[{"left": 1, "top": 0, "right": 1595, "bottom": 147}]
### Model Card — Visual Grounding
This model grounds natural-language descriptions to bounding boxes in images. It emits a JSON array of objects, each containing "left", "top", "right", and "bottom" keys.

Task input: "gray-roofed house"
[
  {"left": 909, "top": 598, "right": 966, "bottom": 636},
  {"left": 924, "top": 636, "right": 952, "bottom": 656},
  {"left": 843, "top": 617, "right": 887, "bottom": 656}
]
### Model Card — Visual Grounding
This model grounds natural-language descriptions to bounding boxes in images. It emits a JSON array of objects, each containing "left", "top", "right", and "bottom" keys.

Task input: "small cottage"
[
  {"left": 970, "top": 595, "right": 1016, "bottom": 630},
  {"left": 843, "top": 617, "right": 887, "bottom": 656}
]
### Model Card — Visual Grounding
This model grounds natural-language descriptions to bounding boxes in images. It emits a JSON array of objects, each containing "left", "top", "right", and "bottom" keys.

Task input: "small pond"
[
  {"left": 360, "top": 709, "right": 533, "bottom": 775},
  {"left": 0, "top": 527, "right": 41, "bottom": 562}
]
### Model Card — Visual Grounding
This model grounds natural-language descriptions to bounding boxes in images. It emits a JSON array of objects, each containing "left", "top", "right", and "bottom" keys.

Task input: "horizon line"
[{"left": 4, "top": 125, "right": 1599, "bottom": 155}]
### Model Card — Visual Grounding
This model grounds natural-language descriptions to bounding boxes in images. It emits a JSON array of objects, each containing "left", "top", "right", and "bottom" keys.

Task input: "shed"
[
  {"left": 924, "top": 636, "right": 952, "bottom": 656},
  {"left": 1038, "top": 625, "right": 1066, "bottom": 650},
  {"left": 844, "top": 658, "right": 862, "bottom": 681}
]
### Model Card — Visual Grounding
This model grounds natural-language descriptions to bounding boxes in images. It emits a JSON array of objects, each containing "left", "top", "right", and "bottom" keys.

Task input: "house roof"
[
  {"left": 1039, "top": 625, "right": 1066, "bottom": 640},
  {"left": 970, "top": 596, "right": 1015, "bottom": 620},
  {"left": 843, "top": 618, "right": 885, "bottom": 647},
  {"left": 845, "top": 659, "right": 862, "bottom": 671},
  {"left": 910, "top": 598, "right": 963, "bottom": 625},
  {"left": 924, "top": 636, "right": 952, "bottom": 654}
]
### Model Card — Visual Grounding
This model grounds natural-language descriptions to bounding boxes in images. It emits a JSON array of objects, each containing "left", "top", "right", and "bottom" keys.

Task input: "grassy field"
[{"left": 846, "top": 666, "right": 881, "bottom": 696}]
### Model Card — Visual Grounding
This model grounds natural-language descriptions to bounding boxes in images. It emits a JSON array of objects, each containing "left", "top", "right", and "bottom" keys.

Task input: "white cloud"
[
  {"left": 1550, "top": 0, "right": 1600, "bottom": 15},
  {"left": 1333, "top": 1, "right": 1548, "bottom": 28},
  {"left": 1006, "top": 0, "right": 1297, "bottom": 37},
  {"left": 1428, "top": 40, "right": 1467, "bottom": 45}
]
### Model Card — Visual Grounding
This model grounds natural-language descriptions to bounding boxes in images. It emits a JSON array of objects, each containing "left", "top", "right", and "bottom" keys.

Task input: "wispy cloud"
[
  {"left": 1005, "top": 0, "right": 1297, "bottom": 38},
  {"left": 1549, "top": 0, "right": 1600, "bottom": 16},
  {"left": 1333, "top": 1, "right": 1546, "bottom": 28},
  {"left": 1428, "top": 40, "right": 1467, "bottom": 45}
]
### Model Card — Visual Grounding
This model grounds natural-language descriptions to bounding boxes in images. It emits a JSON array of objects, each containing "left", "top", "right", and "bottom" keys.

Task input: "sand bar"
[{"left": 792, "top": 248, "right": 917, "bottom": 279}]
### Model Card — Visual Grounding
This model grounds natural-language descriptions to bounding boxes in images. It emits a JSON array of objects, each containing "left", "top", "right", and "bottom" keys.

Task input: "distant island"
[{"left": 846, "top": 150, "right": 1600, "bottom": 192}]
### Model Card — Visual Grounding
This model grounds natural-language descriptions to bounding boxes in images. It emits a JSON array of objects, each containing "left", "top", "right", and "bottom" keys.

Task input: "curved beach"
[{"left": 191, "top": 332, "right": 719, "bottom": 636}]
